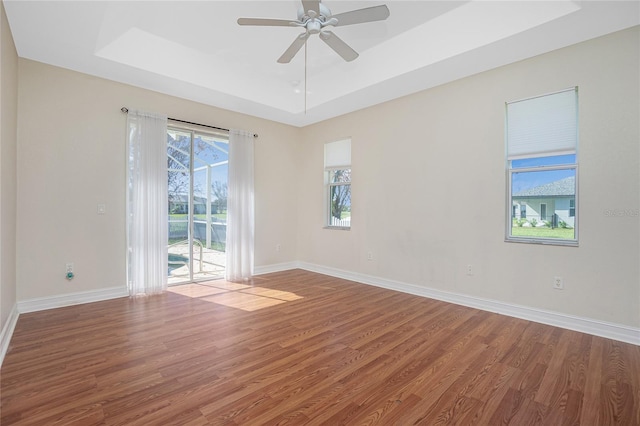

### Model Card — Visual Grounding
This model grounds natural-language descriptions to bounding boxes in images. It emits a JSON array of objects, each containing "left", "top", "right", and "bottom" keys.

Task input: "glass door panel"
[
  {"left": 192, "top": 132, "right": 228, "bottom": 280},
  {"left": 167, "top": 127, "right": 228, "bottom": 285}
]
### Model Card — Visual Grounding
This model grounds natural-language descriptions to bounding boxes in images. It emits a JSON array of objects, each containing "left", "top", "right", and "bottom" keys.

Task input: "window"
[
  {"left": 506, "top": 87, "right": 578, "bottom": 245},
  {"left": 324, "top": 139, "right": 351, "bottom": 229}
]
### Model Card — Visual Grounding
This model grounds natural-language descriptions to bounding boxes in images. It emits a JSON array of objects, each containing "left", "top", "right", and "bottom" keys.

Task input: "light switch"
[{"left": 97, "top": 203, "right": 106, "bottom": 215}]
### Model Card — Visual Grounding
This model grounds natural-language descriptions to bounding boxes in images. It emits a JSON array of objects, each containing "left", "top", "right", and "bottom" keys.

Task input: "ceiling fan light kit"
[{"left": 238, "top": 0, "right": 390, "bottom": 63}]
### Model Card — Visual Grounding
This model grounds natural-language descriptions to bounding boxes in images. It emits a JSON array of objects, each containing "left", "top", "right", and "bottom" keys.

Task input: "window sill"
[
  {"left": 505, "top": 236, "right": 578, "bottom": 247},
  {"left": 324, "top": 226, "right": 350, "bottom": 231}
]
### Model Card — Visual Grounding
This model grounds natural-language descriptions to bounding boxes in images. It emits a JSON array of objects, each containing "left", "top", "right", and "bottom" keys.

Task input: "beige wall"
[
  {"left": 11, "top": 24, "right": 640, "bottom": 331},
  {"left": 0, "top": 1, "right": 18, "bottom": 331},
  {"left": 16, "top": 60, "right": 300, "bottom": 301},
  {"left": 298, "top": 27, "right": 640, "bottom": 328}
]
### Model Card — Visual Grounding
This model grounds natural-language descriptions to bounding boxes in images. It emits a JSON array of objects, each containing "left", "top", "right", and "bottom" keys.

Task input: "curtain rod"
[{"left": 120, "top": 107, "right": 258, "bottom": 138}]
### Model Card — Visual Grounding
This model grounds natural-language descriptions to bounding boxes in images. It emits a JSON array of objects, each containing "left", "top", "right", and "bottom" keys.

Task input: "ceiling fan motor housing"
[{"left": 307, "top": 20, "right": 321, "bottom": 34}]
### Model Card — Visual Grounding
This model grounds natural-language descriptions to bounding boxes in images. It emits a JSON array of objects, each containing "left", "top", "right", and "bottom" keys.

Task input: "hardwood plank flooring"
[{"left": 1, "top": 269, "right": 639, "bottom": 425}]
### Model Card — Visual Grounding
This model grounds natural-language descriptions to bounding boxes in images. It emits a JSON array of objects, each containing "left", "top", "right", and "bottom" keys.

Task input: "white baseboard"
[
  {"left": 0, "top": 304, "right": 19, "bottom": 367},
  {"left": 17, "top": 286, "right": 129, "bottom": 314},
  {"left": 254, "top": 261, "right": 300, "bottom": 276},
  {"left": 8, "top": 266, "right": 639, "bottom": 347},
  {"left": 257, "top": 261, "right": 639, "bottom": 346}
]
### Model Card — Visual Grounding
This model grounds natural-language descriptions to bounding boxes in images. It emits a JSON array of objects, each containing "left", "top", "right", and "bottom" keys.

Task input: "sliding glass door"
[{"left": 167, "top": 126, "right": 228, "bottom": 284}]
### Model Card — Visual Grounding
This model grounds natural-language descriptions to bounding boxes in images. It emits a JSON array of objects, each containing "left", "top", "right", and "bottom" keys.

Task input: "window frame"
[{"left": 505, "top": 88, "right": 579, "bottom": 246}]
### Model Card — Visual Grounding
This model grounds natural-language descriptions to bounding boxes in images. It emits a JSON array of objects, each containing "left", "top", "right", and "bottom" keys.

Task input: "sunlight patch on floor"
[
  {"left": 202, "top": 292, "right": 287, "bottom": 312},
  {"left": 167, "top": 281, "right": 302, "bottom": 311},
  {"left": 238, "top": 287, "right": 303, "bottom": 302},
  {"left": 168, "top": 284, "right": 228, "bottom": 298}
]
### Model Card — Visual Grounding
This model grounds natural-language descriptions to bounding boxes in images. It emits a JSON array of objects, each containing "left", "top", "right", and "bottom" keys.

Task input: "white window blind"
[
  {"left": 506, "top": 87, "right": 577, "bottom": 159},
  {"left": 324, "top": 139, "right": 351, "bottom": 169}
]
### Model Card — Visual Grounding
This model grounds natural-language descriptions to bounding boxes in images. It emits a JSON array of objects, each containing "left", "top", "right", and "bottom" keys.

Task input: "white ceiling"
[{"left": 4, "top": 1, "right": 639, "bottom": 127}]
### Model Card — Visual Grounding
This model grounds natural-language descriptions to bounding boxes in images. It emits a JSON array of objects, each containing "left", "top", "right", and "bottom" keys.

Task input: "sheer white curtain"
[
  {"left": 226, "top": 129, "right": 255, "bottom": 281},
  {"left": 127, "top": 111, "right": 168, "bottom": 295}
]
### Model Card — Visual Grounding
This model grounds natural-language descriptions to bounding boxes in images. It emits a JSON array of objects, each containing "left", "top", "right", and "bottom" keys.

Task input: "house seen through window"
[{"left": 506, "top": 87, "right": 578, "bottom": 245}]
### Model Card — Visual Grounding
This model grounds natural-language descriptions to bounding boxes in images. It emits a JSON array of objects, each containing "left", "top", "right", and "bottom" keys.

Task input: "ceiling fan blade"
[
  {"left": 278, "top": 33, "right": 310, "bottom": 63},
  {"left": 237, "top": 17, "right": 296, "bottom": 27},
  {"left": 332, "top": 5, "right": 390, "bottom": 27},
  {"left": 319, "top": 31, "right": 358, "bottom": 62},
  {"left": 301, "top": 0, "right": 320, "bottom": 16}
]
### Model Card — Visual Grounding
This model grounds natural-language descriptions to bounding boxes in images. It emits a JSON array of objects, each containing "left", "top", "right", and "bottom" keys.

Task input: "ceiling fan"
[{"left": 238, "top": 0, "right": 390, "bottom": 63}]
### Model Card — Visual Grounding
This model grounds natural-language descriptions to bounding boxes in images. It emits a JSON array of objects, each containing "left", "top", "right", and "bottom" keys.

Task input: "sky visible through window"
[
  {"left": 511, "top": 154, "right": 576, "bottom": 193},
  {"left": 168, "top": 131, "right": 229, "bottom": 200},
  {"left": 193, "top": 137, "right": 228, "bottom": 194}
]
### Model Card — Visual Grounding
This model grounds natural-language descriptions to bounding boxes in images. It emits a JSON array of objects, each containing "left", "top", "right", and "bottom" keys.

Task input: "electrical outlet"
[
  {"left": 366, "top": 252, "right": 374, "bottom": 261},
  {"left": 276, "top": 244, "right": 281, "bottom": 252},
  {"left": 466, "top": 264, "right": 473, "bottom": 276},
  {"left": 66, "top": 263, "right": 74, "bottom": 274},
  {"left": 553, "top": 276, "right": 564, "bottom": 290}
]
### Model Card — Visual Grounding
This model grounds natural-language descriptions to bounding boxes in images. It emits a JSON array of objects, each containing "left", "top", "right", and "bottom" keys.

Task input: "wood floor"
[{"left": 2, "top": 269, "right": 639, "bottom": 425}]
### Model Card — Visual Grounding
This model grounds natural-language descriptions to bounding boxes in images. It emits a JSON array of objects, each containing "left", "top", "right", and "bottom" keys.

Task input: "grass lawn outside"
[{"left": 511, "top": 226, "right": 574, "bottom": 239}]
